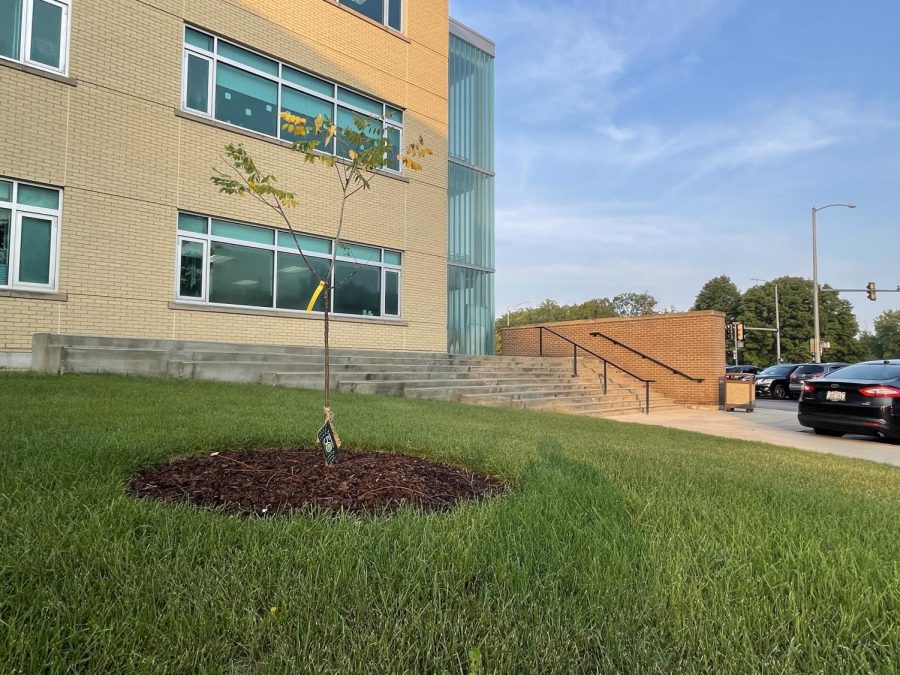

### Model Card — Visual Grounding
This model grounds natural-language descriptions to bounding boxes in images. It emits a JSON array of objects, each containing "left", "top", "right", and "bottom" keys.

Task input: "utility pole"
[
  {"left": 811, "top": 203, "right": 856, "bottom": 364},
  {"left": 774, "top": 283, "right": 781, "bottom": 362},
  {"left": 752, "top": 277, "right": 781, "bottom": 363}
]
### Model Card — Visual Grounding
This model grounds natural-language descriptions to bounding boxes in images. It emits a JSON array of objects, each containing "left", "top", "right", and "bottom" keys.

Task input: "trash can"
[{"left": 722, "top": 374, "right": 755, "bottom": 412}]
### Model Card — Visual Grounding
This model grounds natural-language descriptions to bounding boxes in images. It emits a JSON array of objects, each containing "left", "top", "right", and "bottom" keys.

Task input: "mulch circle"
[{"left": 127, "top": 448, "right": 507, "bottom": 517}]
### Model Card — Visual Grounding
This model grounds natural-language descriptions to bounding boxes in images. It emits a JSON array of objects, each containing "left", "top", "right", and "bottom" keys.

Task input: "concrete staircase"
[{"left": 31, "top": 334, "right": 678, "bottom": 417}]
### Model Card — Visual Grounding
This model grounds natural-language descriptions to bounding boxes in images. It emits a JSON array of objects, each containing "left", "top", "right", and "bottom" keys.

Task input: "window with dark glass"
[
  {"left": 176, "top": 213, "right": 403, "bottom": 318},
  {"left": 0, "top": 178, "right": 61, "bottom": 291},
  {"left": 0, "top": 0, "right": 70, "bottom": 73},
  {"left": 179, "top": 241, "right": 204, "bottom": 298},
  {"left": 384, "top": 270, "right": 400, "bottom": 316},
  {"left": 0, "top": 207, "right": 10, "bottom": 285},
  {"left": 209, "top": 242, "right": 273, "bottom": 308},
  {"left": 334, "top": 261, "right": 381, "bottom": 316},
  {"left": 181, "top": 26, "right": 404, "bottom": 173},
  {"left": 337, "top": 0, "right": 401, "bottom": 31},
  {"left": 277, "top": 253, "right": 330, "bottom": 311}
]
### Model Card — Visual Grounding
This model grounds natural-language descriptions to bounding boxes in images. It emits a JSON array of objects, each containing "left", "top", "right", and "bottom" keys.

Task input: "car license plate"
[{"left": 826, "top": 390, "right": 846, "bottom": 402}]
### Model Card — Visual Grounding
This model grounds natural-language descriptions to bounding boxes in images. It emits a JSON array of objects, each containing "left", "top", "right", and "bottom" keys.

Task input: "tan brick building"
[{"left": 0, "top": 0, "right": 495, "bottom": 366}]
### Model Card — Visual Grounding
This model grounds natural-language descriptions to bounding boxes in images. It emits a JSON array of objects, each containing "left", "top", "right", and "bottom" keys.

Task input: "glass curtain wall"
[{"left": 448, "top": 27, "right": 495, "bottom": 355}]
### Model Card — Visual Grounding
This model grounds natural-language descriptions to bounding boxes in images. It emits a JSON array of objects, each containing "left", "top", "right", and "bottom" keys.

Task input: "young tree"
[
  {"left": 692, "top": 275, "right": 741, "bottom": 321},
  {"left": 212, "top": 112, "right": 431, "bottom": 459}
]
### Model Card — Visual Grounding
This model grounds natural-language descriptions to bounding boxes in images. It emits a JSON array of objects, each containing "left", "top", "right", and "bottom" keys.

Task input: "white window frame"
[
  {"left": 174, "top": 212, "right": 403, "bottom": 319},
  {"left": 337, "top": 0, "right": 402, "bottom": 32},
  {"left": 0, "top": 0, "right": 72, "bottom": 75},
  {"left": 175, "top": 236, "right": 209, "bottom": 302},
  {"left": 382, "top": 268, "right": 401, "bottom": 317},
  {"left": 0, "top": 179, "right": 62, "bottom": 293},
  {"left": 180, "top": 26, "right": 404, "bottom": 174},
  {"left": 181, "top": 50, "right": 214, "bottom": 117}
]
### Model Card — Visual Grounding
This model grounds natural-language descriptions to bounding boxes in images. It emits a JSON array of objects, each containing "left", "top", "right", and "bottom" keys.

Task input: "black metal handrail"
[
  {"left": 502, "top": 325, "right": 654, "bottom": 413},
  {"left": 589, "top": 330, "right": 704, "bottom": 384}
]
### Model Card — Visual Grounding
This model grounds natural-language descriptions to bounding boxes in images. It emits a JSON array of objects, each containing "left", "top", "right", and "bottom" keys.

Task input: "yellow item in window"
[{"left": 306, "top": 280, "right": 326, "bottom": 312}]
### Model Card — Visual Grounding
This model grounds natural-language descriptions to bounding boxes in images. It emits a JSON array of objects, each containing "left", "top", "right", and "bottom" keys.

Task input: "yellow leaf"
[
  {"left": 349, "top": 149, "right": 358, "bottom": 161},
  {"left": 314, "top": 114, "right": 323, "bottom": 135}
]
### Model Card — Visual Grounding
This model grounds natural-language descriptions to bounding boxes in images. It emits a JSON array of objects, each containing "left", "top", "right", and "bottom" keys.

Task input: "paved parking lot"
[{"left": 613, "top": 400, "right": 900, "bottom": 467}]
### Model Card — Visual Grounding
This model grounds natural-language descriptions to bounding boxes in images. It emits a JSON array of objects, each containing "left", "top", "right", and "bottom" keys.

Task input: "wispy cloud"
[
  {"left": 458, "top": 0, "right": 739, "bottom": 121},
  {"left": 450, "top": 0, "right": 900, "bottom": 329}
]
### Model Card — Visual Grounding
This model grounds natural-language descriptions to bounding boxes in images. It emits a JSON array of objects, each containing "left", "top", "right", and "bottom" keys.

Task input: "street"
[{"left": 754, "top": 397, "right": 798, "bottom": 412}]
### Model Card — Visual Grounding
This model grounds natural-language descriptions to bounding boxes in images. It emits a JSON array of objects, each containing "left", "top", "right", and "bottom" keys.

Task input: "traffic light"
[
  {"left": 736, "top": 322, "right": 745, "bottom": 341},
  {"left": 726, "top": 323, "right": 734, "bottom": 340},
  {"left": 866, "top": 282, "right": 877, "bottom": 301}
]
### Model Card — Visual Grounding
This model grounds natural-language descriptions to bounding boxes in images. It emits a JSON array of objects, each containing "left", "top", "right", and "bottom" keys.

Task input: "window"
[
  {"left": 0, "top": 178, "right": 61, "bottom": 291},
  {"left": 176, "top": 212, "right": 403, "bottom": 318},
  {"left": 337, "top": 0, "right": 401, "bottom": 31},
  {"left": 181, "top": 26, "right": 404, "bottom": 173},
  {"left": 0, "top": 0, "right": 70, "bottom": 73}
]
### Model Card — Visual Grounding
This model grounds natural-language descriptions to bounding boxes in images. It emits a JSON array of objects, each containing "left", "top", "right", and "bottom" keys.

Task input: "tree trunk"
[{"left": 323, "top": 285, "right": 331, "bottom": 412}]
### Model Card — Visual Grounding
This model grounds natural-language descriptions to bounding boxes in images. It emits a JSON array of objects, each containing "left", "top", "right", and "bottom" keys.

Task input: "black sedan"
[
  {"left": 755, "top": 363, "right": 799, "bottom": 400},
  {"left": 798, "top": 360, "right": 900, "bottom": 440}
]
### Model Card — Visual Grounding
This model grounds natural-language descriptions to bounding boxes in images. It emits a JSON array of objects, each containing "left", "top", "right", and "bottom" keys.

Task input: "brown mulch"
[{"left": 127, "top": 448, "right": 506, "bottom": 517}]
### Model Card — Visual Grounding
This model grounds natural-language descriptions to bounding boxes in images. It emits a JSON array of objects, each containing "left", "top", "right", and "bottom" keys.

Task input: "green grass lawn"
[{"left": 1, "top": 372, "right": 898, "bottom": 673}]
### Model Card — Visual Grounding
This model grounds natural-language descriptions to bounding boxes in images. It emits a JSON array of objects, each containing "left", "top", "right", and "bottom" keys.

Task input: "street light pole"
[
  {"left": 811, "top": 203, "right": 856, "bottom": 364},
  {"left": 752, "top": 277, "right": 782, "bottom": 363},
  {"left": 505, "top": 301, "right": 532, "bottom": 327},
  {"left": 774, "top": 283, "right": 781, "bottom": 363}
]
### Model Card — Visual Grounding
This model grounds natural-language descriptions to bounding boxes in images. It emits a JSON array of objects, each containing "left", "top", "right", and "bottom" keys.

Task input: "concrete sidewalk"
[{"left": 611, "top": 407, "right": 900, "bottom": 467}]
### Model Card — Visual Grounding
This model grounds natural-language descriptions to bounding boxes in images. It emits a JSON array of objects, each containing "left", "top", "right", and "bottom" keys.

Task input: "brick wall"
[
  {"left": 0, "top": 0, "right": 450, "bottom": 353},
  {"left": 500, "top": 312, "right": 727, "bottom": 405}
]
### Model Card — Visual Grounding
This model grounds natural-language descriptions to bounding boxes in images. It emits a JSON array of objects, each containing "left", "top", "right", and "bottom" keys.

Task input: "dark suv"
[
  {"left": 726, "top": 364, "right": 762, "bottom": 382},
  {"left": 789, "top": 362, "right": 849, "bottom": 398},
  {"left": 727, "top": 365, "right": 762, "bottom": 375},
  {"left": 754, "top": 363, "right": 800, "bottom": 400}
]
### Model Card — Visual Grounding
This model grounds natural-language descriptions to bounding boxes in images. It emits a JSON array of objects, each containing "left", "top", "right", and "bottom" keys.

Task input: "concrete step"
[
  {"left": 341, "top": 377, "right": 608, "bottom": 397},
  {"left": 465, "top": 391, "right": 639, "bottom": 407},
  {"left": 61, "top": 357, "right": 170, "bottom": 376},
  {"left": 34, "top": 333, "right": 685, "bottom": 417},
  {"left": 341, "top": 370, "right": 577, "bottom": 384},
  {"left": 40, "top": 333, "right": 574, "bottom": 366},
  {"left": 398, "top": 382, "right": 610, "bottom": 401},
  {"left": 171, "top": 362, "right": 574, "bottom": 384},
  {"left": 53, "top": 344, "right": 576, "bottom": 376},
  {"left": 471, "top": 397, "right": 646, "bottom": 415},
  {"left": 60, "top": 347, "right": 174, "bottom": 375}
]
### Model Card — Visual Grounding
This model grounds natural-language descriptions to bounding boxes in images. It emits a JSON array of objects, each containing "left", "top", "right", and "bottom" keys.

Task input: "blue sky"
[{"left": 449, "top": 0, "right": 900, "bottom": 331}]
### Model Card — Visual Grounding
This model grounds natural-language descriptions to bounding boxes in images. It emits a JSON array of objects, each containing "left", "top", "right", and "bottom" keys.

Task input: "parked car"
[
  {"left": 798, "top": 360, "right": 900, "bottom": 439},
  {"left": 788, "top": 362, "right": 849, "bottom": 398},
  {"left": 727, "top": 365, "right": 762, "bottom": 375},
  {"left": 754, "top": 363, "right": 800, "bottom": 400},
  {"left": 726, "top": 365, "right": 762, "bottom": 382}
]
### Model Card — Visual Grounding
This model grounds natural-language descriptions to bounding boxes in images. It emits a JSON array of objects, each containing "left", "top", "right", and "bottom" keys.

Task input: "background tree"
[
  {"left": 739, "top": 276, "right": 865, "bottom": 365},
  {"left": 692, "top": 275, "right": 741, "bottom": 321},
  {"left": 499, "top": 294, "right": 655, "bottom": 330},
  {"left": 495, "top": 294, "right": 660, "bottom": 353},
  {"left": 869, "top": 310, "right": 900, "bottom": 358},
  {"left": 612, "top": 292, "right": 658, "bottom": 317},
  {"left": 212, "top": 112, "right": 430, "bottom": 453}
]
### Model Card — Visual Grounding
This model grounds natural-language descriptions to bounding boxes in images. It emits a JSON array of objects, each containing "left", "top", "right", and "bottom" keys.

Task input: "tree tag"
[{"left": 317, "top": 420, "right": 340, "bottom": 464}]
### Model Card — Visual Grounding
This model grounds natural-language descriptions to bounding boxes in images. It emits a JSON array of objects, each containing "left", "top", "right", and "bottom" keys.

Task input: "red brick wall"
[{"left": 499, "top": 312, "right": 726, "bottom": 405}]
